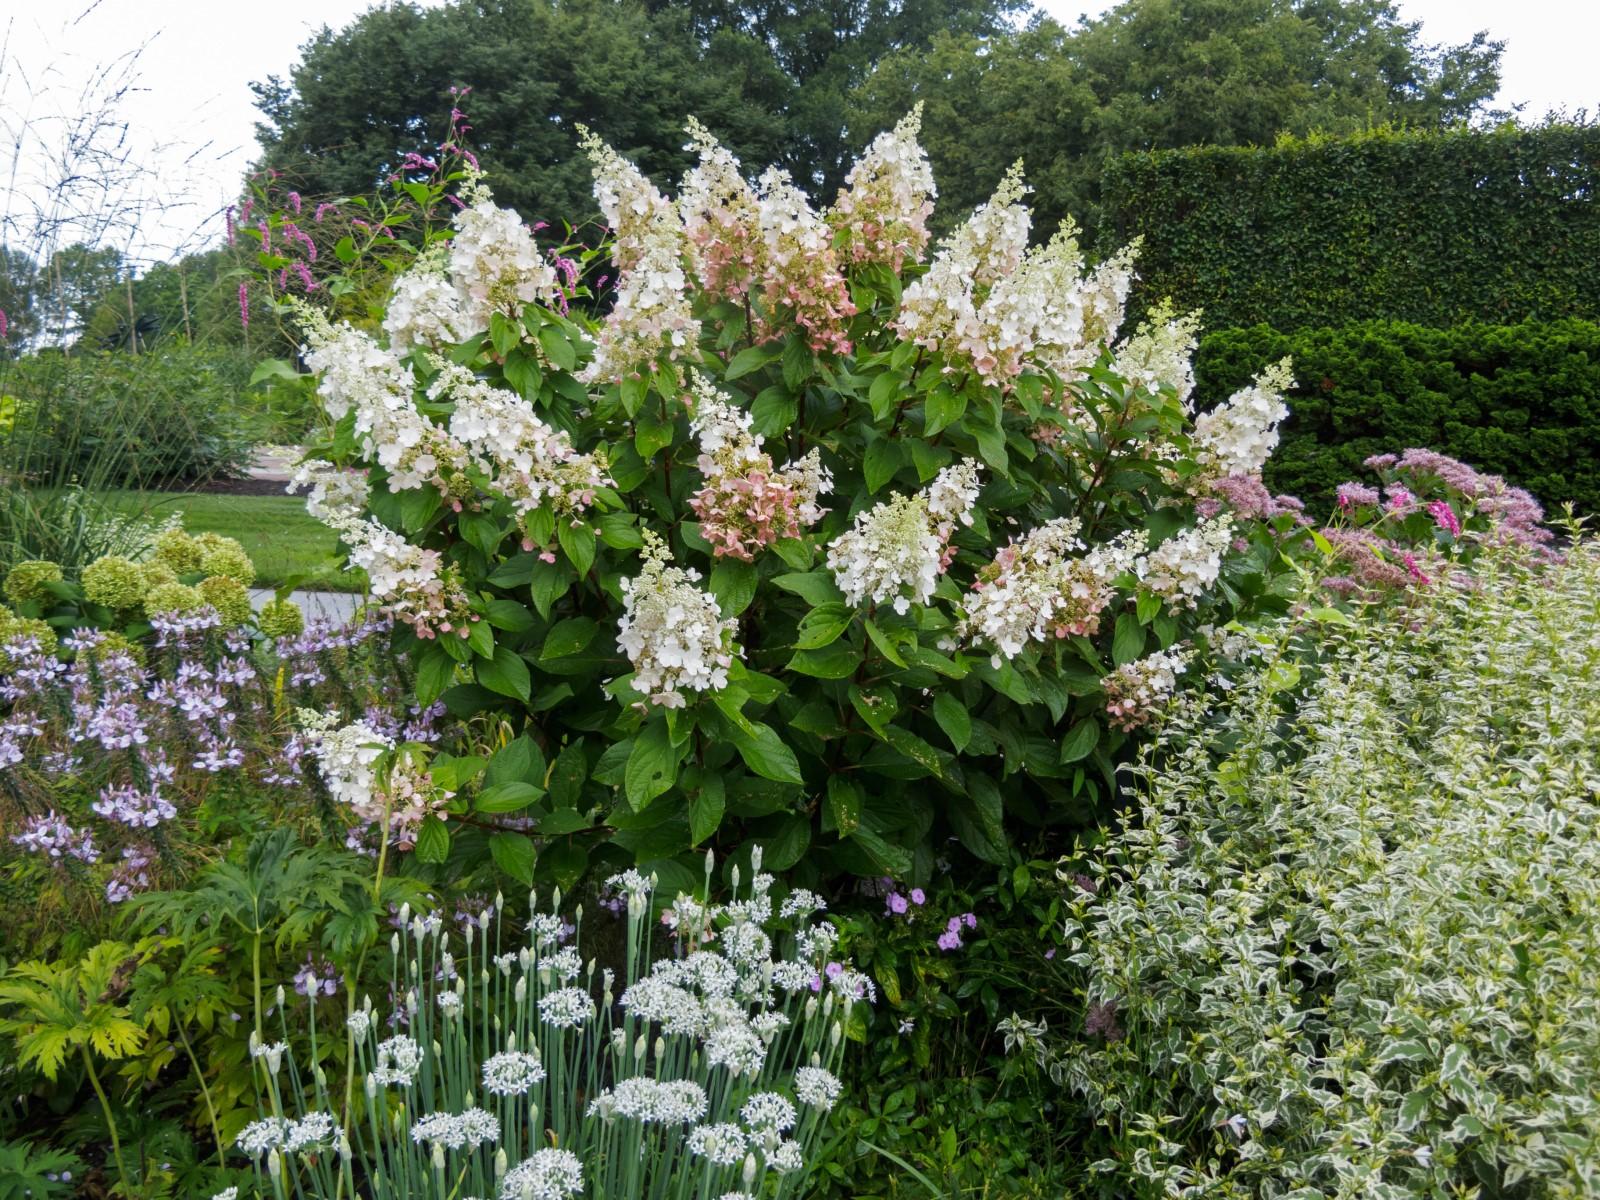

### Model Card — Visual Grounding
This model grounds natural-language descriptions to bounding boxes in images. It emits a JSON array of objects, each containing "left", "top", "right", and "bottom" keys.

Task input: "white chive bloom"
[
  {"left": 500, "top": 1148, "right": 584, "bottom": 1200},
  {"left": 482, "top": 1051, "right": 547, "bottom": 1096},
  {"left": 794, "top": 1066, "right": 843, "bottom": 1111},
  {"left": 687, "top": 1122, "right": 749, "bottom": 1166}
]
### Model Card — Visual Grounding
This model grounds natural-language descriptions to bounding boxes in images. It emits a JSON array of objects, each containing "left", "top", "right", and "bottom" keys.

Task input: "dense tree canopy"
[
  {"left": 252, "top": 0, "right": 1504, "bottom": 234},
  {"left": 850, "top": 0, "right": 1505, "bottom": 227}
]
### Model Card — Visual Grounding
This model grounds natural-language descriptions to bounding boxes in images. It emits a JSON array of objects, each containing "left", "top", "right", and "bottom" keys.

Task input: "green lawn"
[{"left": 104, "top": 491, "right": 366, "bottom": 592}]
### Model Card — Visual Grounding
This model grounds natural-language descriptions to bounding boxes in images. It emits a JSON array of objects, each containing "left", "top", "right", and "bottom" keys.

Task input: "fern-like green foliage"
[
  {"left": 0, "top": 1139, "right": 85, "bottom": 1200},
  {"left": 0, "top": 941, "right": 147, "bottom": 1081}
]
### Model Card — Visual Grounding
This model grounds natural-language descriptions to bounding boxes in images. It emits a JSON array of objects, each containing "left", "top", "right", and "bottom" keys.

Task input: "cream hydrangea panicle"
[
  {"left": 617, "top": 530, "right": 741, "bottom": 707},
  {"left": 578, "top": 129, "right": 701, "bottom": 385},
  {"left": 1137, "top": 517, "right": 1233, "bottom": 608},
  {"left": 828, "top": 103, "right": 936, "bottom": 271},
  {"left": 1192, "top": 358, "right": 1294, "bottom": 480},
  {"left": 294, "top": 302, "right": 469, "bottom": 495},
  {"left": 1103, "top": 647, "right": 1191, "bottom": 731},
  {"left": 1112, "top": 299, "right": 1202, "bottom": 409},
  {"left": 680, "top": 118, "right": 762, "bottom": 301},
  {"left": 686, "top": 373, "right": 833, "bottom": 559},
  {"left": 827, "top": 459, "right": 981, "bottom": 614},
  {"left": 431, "top": 359, "right": 610, "bottom": 529},
  {"left": 298, "top": 711, "right": 392, "bottom": 820},
  {"left": 450, "top": 169, "right": 559, "bottom": 328},
  {"left": 961, "top": 521, "right": 1148, "bottom": 662},
  {"left": 754, "top": 166, "right": 855, "bottom": 355},
  {"left": 384, "top": 247, "right": 470, "bottom": 353},
  {"left": 894, "top": 163, "right": 1029, "bottom": 361}
]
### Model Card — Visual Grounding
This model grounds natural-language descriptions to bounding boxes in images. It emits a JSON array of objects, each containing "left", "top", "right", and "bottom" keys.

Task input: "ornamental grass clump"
[
  {"left": 1025, "top": 535, "right": 1600, "bottom": 1198},
  {"left": 232, "top": 859, "right": 863, "bottom": 1200}
]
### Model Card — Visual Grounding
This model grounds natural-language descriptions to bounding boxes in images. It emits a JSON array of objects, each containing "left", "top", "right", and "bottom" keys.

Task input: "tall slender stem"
[{"left": 81, "top": 1047, "right": 131, "bottom": 1195}]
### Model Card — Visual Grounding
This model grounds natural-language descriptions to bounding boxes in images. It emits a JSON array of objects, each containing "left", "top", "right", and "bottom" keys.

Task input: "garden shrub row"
[
  {"left": 1098, "top": 124, "right": 1600, "bottom": 331},
  {"left": 1194, "top": 317, "right": 1600, "bottom": 513}
]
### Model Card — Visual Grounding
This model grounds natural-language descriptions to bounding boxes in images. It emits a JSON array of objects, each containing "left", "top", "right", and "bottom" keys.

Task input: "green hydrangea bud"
[
  {"left": 151, "top": 528, "right": 204, "bottom": 573},
  {"left": 197, "top": 539, "right": 257, "bottom": 586},
  {"left": 139, "top": 560, "right": 178, "bottom": 592},
  {"left": 0, "top": 613, "right": 58, "bottom": 669},
  {"left": 144, "top": 581, "right": 206, "bottom": 615},
  {"left": 257, "top": 597, "right": 305, "bottom": 639},
  {"left": 81, "top": 555, "right": 147, "bottom": 610},
  {"left": 3, "top": 560, "right": 63, "bottom": 606},
  {"left": 197, "top": 575, "right": 253, "bottom": 625}
]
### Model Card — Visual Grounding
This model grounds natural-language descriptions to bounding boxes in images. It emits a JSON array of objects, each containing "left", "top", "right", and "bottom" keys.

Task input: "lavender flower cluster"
[{"left": 2, "top": 610, "right": 435, "bottom": 907}]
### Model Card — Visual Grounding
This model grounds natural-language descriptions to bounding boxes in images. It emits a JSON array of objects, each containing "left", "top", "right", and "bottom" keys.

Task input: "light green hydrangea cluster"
[
  {"left": 152, "top": 527, "right": 206, "bottom": 573},
  {"left": 144, "top": 581, "right": 207, "bottom": 616},
  {"left": 3, "top": 559, "right": 63, "bottom": 606},
  {"left": 81, "top": 555, "right": 148, "bottom": 611},
  {"left": 197, "top": 575, "right": 253, "bottom": 625},
  {"left": 257, "top": 597, "right": 306, "bottom": 638},
  {"left": 0, "top": 606, "right": 58, "bottom": 667}
]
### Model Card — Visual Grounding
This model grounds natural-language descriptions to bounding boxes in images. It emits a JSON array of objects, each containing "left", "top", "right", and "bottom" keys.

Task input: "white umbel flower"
[
  {"left": 687, "top": 1122, "right": 749, "bottom": 1165},
  {"left": 617, "top": 530, "right": 741, "bottom": 707},
  {"left": 501, "top": 1148, "right": 583, "bottom": 1200},
  {"left": 482, "top": 1050, "right": 546, "bottom": 1096},
  {"left": 794, "top": 1066, "right": 843, "bottom": 1111}
]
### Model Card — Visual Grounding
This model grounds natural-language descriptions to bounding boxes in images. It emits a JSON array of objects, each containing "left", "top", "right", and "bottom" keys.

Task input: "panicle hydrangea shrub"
[
  {"left": 268, "top": 110, "right": 1330, "bottom": 890},
  {"left": 1022, "top": 535, "right": 1600, "bottom": 1199}
]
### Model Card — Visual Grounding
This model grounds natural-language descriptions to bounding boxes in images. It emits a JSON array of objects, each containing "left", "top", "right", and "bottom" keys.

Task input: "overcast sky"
[{"left": 1, "top": 0, "right": 1595, "bottom": 266}]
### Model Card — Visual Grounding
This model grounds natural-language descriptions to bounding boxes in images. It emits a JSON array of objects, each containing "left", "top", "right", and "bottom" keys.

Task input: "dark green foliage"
[
  {"left": 1194, "top": 318, "right": 1600, "bottom": 512},
  {"left": 1101, "top": 124, "right": 1600, "bottom": 331},
  {"left": 849, "top": 0, "right": 1504, "bottom": 233}
]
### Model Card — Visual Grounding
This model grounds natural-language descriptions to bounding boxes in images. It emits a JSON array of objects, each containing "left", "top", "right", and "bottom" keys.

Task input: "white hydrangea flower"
[
  {"left": 829, "top": 103, "right": 936, "bottom": 271},
  {"left": 482, "top": 1050, "right": 547, "bottom": 1096},
  {"left": 1112, "top": 299, "right": 1203, "bottom": 409},
  {"left": 450, "top": 170, "right": 559, "bottom": 328},
  {"left": 538, "top": 986, "right": 595, "bottom": 1029},
  {"left": 826, "top": 460, "right": 980, "bottom": 614},
  {"left": 687, "top": 1122, "right": 749, "bottom": 1166},
  {"left": 500, "top": 1148, "right": 583, "bottom": 1200},
  {"left": 297, "top": 712, "right": 393, "bottom": 825},
  {"left": 680, "top": 118, "right": 762, "bottom": 300},
  {"left": 384, "top": 249, "right": 470, "bottom": 352},
  {"left": 578, "top": 128, "right": 700, "bottom": 384},
  {"left": 432, "top": 359, "right": 610, "bottom": 524},
  {"left": 1103, "top": 648, "right": 1191, "bottom": 731},
  {"left": 962, "top": 522, "right": 1148, "bottom": 663},
  {"left": 1137, "top": 517, "right": 1234, "bottom": 609},
  {"left": 1192, "top": 359, "right": 1294, "bottom": 479},
  {"left": 794, "top": 1066, "right": 843, "bottom": 1111},
  {"left": 616, "top": 530, "right": 741, "bottom": 707}
]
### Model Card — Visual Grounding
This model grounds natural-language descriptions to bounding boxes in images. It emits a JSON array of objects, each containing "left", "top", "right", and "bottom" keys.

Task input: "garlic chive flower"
[{"left": 500, "top": 1148, "right": 583, "bottom": 1200}]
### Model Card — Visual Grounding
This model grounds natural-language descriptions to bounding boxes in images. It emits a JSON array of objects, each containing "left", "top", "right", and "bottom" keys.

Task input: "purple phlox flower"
[
  {"left": 936, "top": 930, "right": 962, "bottom": 951},
  {"left": 962, "top": 912, "right": 977, "bottom": 929},
  {"left": 909, "top": 888, "right": 926, "bottom": 906},
  {"left": 885, "top": 892, "right": 908, "bottom": 915}
]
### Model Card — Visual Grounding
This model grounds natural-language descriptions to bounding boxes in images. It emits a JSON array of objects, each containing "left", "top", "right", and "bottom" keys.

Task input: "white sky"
[{"left": 1, "top": 0, "right": 1595, "bottom": 267}]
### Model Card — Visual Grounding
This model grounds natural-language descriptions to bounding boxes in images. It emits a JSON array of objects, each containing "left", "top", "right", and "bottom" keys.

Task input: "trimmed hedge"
[
  {"left": 1194, "top": 319, "right": 1600, "bottom": 513},
  {"left": 1099, "top": 125, "right": 1600, "bottom": 331}
]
